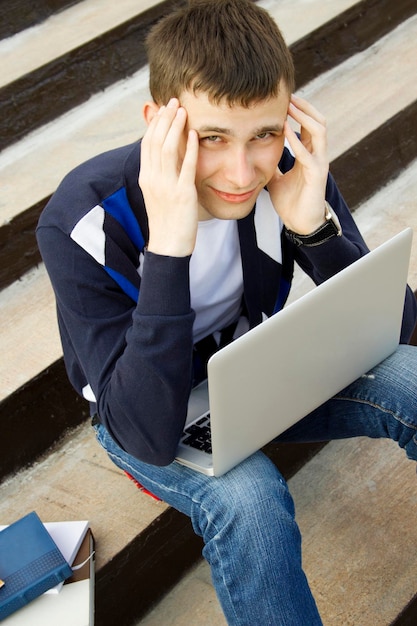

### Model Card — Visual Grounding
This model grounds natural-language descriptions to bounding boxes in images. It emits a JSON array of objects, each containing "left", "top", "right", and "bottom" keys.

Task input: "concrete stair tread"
[
  {"left": 0, "top": 0, "right": 360, "bottom": 90},
  {"left": 293, "top": 438, "right": 417, "bottom": 624},
  {"left": 0, "top": 264, "right": 61, "bottom": 398},
  {"left": 0, "top": 0, "right": 160, "bottom": 89},
  {"left": 0, "top": 420, "right": 169, "bottom": 571},
  {"left": 136, "top": 438, "right": 417, "bottom": 625},
  {"left": 298, "top": 15, "right": 417, "bottom": 160},
  {"left": 1, "top": 0, "right": 388, "bottom": 225},
  {"left": 262, "top": 0, "right": 361, "bottom": 45},
  {"left": 0, "top": 68, "right": 150, "bottom": 225}
]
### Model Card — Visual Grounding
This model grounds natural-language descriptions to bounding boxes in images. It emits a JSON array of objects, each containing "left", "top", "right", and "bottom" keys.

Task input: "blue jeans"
[{"left": 94, "top": 345, "right": 417, "bottom": 625}]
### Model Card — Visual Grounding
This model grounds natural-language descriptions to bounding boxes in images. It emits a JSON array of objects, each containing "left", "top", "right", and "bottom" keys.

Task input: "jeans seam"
[
  {"left": 199, "top": 504, "right": 240, "bottom": 624},
  {"left": 334, "top": 395, "right": 417, "bottom": 432}
]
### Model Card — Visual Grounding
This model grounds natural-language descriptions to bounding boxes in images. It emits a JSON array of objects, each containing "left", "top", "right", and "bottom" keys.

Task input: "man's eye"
[
  {"left": 256, "top": 132, "right": 270, "bottom": 140},
  {"left": 201, "top": 135, "right": 220, "bottom": 143}
]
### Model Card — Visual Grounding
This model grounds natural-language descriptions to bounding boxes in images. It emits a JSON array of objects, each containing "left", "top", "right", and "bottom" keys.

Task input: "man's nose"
[{"left": 224, "top": 148, "right": 256, "bottom": 189}]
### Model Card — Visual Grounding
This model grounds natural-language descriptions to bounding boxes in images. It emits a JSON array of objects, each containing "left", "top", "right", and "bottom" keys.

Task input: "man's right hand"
[{"left": 139, "top": 98, "right": 200, "bottom": 257}]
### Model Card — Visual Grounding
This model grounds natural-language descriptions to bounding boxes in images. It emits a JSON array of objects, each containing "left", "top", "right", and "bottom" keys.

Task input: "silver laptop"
[{"left": 176, "top": 228, "right": 413, "bottom": 476}]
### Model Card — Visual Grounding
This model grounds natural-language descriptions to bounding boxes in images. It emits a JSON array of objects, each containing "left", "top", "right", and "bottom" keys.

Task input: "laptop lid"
[{"left": 176, "top": 228, "right": 412, "bottom": 476}]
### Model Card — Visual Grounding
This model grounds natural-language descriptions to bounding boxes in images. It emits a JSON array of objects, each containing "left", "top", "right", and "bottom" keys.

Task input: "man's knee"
[{"left": 193, "top": 452, "right": 295, "bottom": 535}]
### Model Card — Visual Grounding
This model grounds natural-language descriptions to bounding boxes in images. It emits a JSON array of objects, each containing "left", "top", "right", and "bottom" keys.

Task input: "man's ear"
[{"left": 143, "top": 101, "right": 161, "bottom": 125}]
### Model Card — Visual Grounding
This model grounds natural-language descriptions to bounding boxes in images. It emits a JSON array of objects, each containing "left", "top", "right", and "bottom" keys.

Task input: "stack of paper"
[{"left": 44, "top": 520, "right": 89, "bottom": 593}]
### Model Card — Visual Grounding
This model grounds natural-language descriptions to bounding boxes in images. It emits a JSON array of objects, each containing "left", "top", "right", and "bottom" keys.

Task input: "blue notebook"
[{"left": 0, "top": 511, "right": 73, "bottom": 620}]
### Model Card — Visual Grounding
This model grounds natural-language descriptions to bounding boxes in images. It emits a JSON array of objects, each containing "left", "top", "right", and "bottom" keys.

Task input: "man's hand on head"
[
  {"left": 139, "top": 98, "right": 199, "bottom": 257},
  {"left": 267, "top": 95, "right": 330, "bottom": 235}
]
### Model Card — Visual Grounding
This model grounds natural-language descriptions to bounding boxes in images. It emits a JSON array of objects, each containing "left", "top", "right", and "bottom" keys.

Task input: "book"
[
  {"left": 0, "top": 520, "right": 90, "bottom": 595},
  {"left": 0, "top": 530, "right": 95, "bottom": 626},
  {"left": 0, "top": 511, "right": 73, "bottom": 620}
]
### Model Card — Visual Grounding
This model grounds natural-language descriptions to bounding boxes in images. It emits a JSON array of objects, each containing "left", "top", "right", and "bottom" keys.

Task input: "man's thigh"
[{"left": 93, "top": 420, "right": 292, "bottom": 519}]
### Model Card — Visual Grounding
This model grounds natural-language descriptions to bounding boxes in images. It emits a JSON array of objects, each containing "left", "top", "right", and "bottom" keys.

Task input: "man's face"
[{"left": 180, "top": 87, "right": 290, "bottom": 221}]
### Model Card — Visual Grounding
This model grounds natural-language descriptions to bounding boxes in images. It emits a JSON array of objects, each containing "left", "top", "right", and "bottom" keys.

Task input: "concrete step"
[
  {"left": 0, "top": 0, "right": 179, "bottom": 149},
  {"left": 1, "top": 0, "right": 160, "bottom": 88},
  {"left": 1, "top": 1, "right": 417, "bottom": 624},
  {"left": 1, "top": 0, "right": 80, "bottom": 39}
]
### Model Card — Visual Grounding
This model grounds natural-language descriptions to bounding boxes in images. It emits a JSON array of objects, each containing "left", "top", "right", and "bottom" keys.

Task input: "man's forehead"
[{"left": 180, "top": 89, "right": 289, "bottom": 132}]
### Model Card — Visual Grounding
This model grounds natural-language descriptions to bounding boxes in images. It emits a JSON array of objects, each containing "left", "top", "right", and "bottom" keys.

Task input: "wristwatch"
[{"left": 285, "top": 201, "right": 342, "bottom": 247}]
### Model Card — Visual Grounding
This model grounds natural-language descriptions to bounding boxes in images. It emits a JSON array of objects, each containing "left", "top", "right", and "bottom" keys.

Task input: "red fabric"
[{"left": 124, "top": 471, "right": 162, "bottom": 501}]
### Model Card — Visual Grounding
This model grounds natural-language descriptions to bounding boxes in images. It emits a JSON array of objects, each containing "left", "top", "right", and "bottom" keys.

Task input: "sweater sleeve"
[
  {"left": 37, "top": 225, "right": 196, "bottom": 465},
  {"left": 292, "top": 173, "right": 417, "bottom": 343}
]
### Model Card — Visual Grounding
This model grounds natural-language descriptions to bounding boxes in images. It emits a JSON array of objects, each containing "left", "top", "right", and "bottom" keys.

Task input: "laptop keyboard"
[{"left": 180, "top": 413, "right": 212, "bottom": 454}]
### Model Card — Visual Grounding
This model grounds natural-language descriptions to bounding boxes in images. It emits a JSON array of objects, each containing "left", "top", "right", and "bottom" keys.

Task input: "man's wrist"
[{"left": 284, "top": 201, "right": 342, "bottom": 247}]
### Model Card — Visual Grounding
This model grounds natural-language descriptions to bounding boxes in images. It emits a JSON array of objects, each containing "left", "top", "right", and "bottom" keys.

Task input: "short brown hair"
[{"left": 146, "top": 0, "right": 295, "bottom": 106}]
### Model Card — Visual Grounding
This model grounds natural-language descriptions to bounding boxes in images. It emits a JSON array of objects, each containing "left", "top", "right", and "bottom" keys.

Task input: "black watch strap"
[{"left": 284, "top": 202, "right": 342, "bottom": 247}]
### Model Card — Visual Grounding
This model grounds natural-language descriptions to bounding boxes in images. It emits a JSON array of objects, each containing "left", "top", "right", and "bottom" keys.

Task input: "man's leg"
[
  {"left": 278, "top": 344, "right": 417, "bottom": 461},
  {"left": 94, "top": 422, "right": 322, "bottom": 626}
]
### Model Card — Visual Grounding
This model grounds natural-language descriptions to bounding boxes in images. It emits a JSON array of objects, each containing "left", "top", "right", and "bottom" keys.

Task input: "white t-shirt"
[{"left": 190, "top": 218, "right": 243, "bottom": 342}]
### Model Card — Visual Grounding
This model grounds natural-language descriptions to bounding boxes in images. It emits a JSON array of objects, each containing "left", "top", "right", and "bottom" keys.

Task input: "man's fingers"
[
  {"left": 290, "top": 94, "right": 326, "bottom": 128},
  {"left": 288, "top": 96, "right": 326, "bottom": 149},
  {"left": 142, "top": 100, "right": 191, "bottom": 185},
  {"left": 160, "top": 107, "right": 188, "bottom": 161},
  {"left": 145, "top": 100, "right": 182, "bottom": 152},
  {"left": 286, "top": 96, "right": 328, "bottom": 170},
  {"left": 284, "top": 120, "right": 303, "bottom": 158},
  {"left": 178, "top": 129, "right": 199, "bottom": 187},
  {"left": 283, "top": 120, "right": 315, "bottom": 167}
]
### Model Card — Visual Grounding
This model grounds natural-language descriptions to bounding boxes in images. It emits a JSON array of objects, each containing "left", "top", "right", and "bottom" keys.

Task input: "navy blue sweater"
[{"left": 37, "top": 141, "right": 417, "bottom": 465}]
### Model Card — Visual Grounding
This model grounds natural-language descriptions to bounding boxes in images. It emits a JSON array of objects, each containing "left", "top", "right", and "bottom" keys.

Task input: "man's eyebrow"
[
  {"left": 196, "top": 126, "right": 233, "bottom": 135},
  {"left": 252, "top": 124, "right": 284, "bottom": 135},
  {"left": 196, "top": 124, "right": 284, "bottom": 136}
]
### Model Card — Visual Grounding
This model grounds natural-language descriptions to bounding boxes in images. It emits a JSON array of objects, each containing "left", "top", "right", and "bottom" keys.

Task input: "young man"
[{"left": 37, "top": 1, "right": 417, "bottom": 623}]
